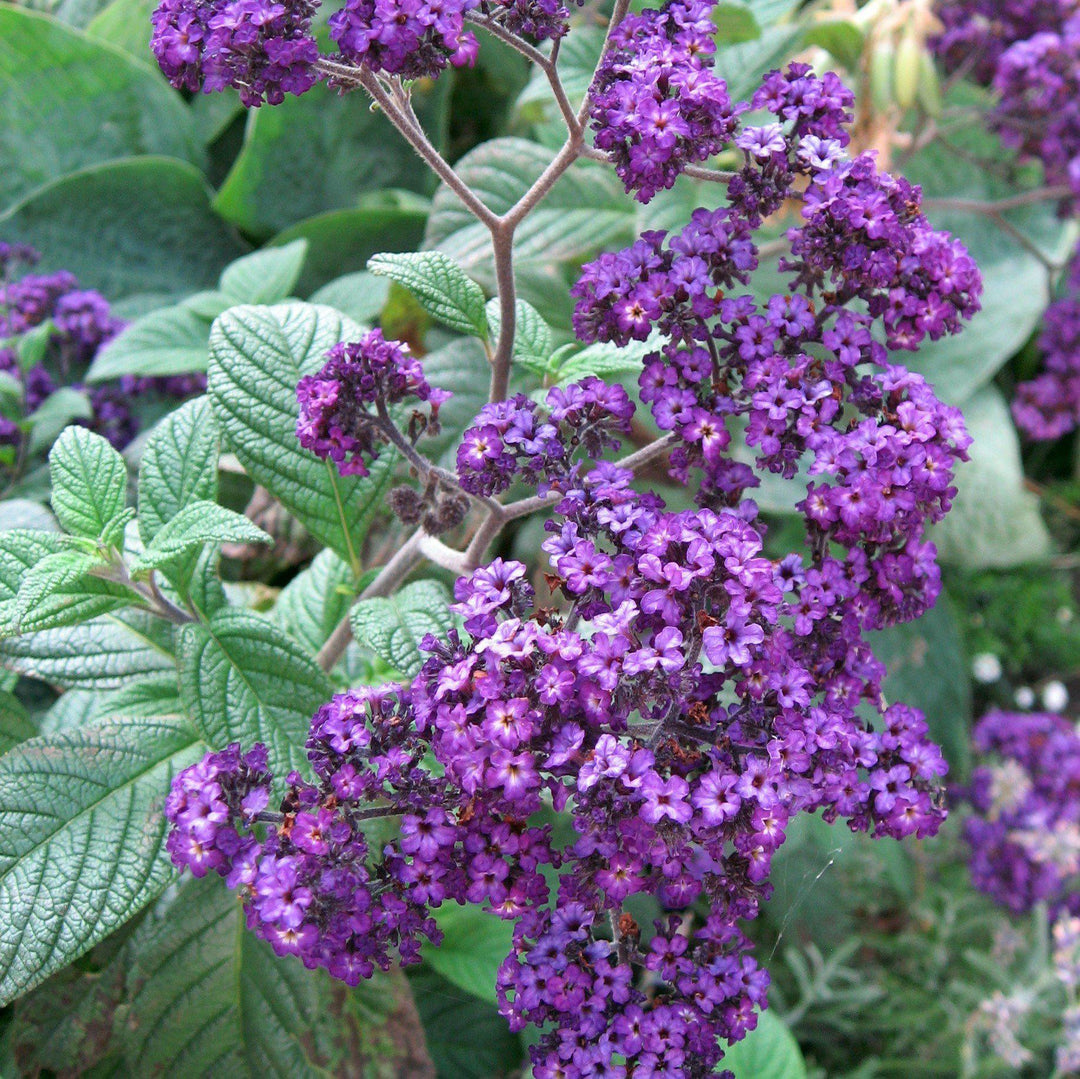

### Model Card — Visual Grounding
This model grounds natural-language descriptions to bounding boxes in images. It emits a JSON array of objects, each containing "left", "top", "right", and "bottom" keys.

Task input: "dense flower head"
[
  {"left": 329, "top": 0, "right": 479, "bottom": 79},
  {"left": 588, "top": 0, "right": 740, "bottom": 202},
  {"left": 456, "top": 376, "right": 634, "bottom": 497},
  {"left": 964, "top": 711, "right": 1080, "bottom": 917},
  {"left": 483, "top": 0, "right": 576, "bottom": 42},
  {"left": 1013, "top": 243, "right": 1080, "bottom": 440},
  {"left": 169, "top": 454, "right": 949, "bottom": 1073},
  {"left": 296, "top": 328, "right": 450, "bottom": 477},
  {"left": 151, "top": 0, "right": 319, "bottom": 106}
]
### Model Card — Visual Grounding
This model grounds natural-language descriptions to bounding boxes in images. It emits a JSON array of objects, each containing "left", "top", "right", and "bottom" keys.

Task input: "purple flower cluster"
[
  {"left": 1013, "top": 243, "right": 1080, "bottom": 440},
  {"left": 296, "top": 328, "right": 450, "bottom": 477},
  {"left": 456, "top": 376, "right": 633, "bottom": 497},
  {"left": 574, "top": 65, "right": 978, "bottom": 627},
  {"left": 588, "top": 0, "right": 740, "bottom": 202},
  {"left": 169, "top": 446, "right": 949, "bottom": 1073},
  {"left": 151, "top": 0, "right": 319, "bottom": 106},
  {"left": 965, "top": 711, "right": 1080, "bottom": 918},
  {"left": 482, "top": 0, "right": 575, "bottom": 42},
  {"left": 329, "top": 0, "right": 479, "bottom": 79},
  {"left": 931, "top": 1, "right": 1080, "bottom": 205},
  {"left": 0, "top": 243, "right": 201, "bottom": 452}
]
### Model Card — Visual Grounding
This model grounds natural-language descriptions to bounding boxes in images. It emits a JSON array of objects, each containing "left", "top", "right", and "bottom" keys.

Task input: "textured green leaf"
[
  {"left": 138, "top": 397, "right": 220, "bottom": 545},
  {"left": 123, "top": 874, "right": 396, "bottom": 1078},
  {"left": 0, "top": 612, "right": 176, "bottom": 690},
  {"left": 0, "top": 499, "right": 58, "bottom": 532},
  {"left": 423, "top": 904, "right": 513, "bottom": 1004},
  {"left": 369, "top": 251, "right": 489, "bottom": 338},
  {"left": 0, "top": 715, "right": 203, "bottom": 1005},
  {"left": 105, "top": 674, "right": 183, "bottom": 721},
  {"left": 138, "top": 501, "right": 270, "bottom": 570},
  {"left": 177, "top": 608, "right": 333, "bottom": 777},
  {"left": 0, "top": 8, "right": 202, "bottom": 213},
  {"left": 274, "top": 549, "right": 357, "bottom": 655},
  {"left": 49, "top": 427, "right": 127, "bottom": 539},
  {"left": 309, "top": 272, "right": 388, "bottom": 325},
  {"left": 207, "top": 302, "right": 396, "bottom": 573},
  {"left": 424, "top": 138, "right": 635, "bottom": 305},
  {"left": 0, "top": 692, "right": 36, "bottom": 755},
  {"left": 0, "top": 529, "right": 68, "bottom": 631},
  {"left": 554, "top": 333, "right": 662, "bottom": 387},
  {"left": 485, "top": 297, "right": 553, "bottom": 370},
  {"left": 0, "top": 157, "right": 245, "bottom": 301},
  {"left": 87, "top": 305, "right": 213, "bottom": 382},
  {"left": 14, "top": 549, "right": 100, "bottom": 624},
  {"left": 350, "top": 579, "right": 452, "bottom": 676},
  {"left": 214, "top": 81, "right": 440, "bottom": 239},
  {"left": 38, "top": 688, "right": 103, "bottom": 736},
  {"left": 220, "top": 240, "right": 308, "bottom": 305},
  {"left": 931, "top": 385, "right": 1051, "bottom": 567},
  {"left": 723, "top": 1011, "right": 807, "bottom": 1079}
]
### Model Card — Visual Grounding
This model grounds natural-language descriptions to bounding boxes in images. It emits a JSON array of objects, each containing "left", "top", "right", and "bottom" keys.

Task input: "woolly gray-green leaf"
[
  {"left": 48, "top": 427, "right": 127, "bottom": 539},
  {"left": 177, "top": 608, "right": 333, "bottom": 777},
  {"left": 369, "top": 250, "right": 489, "bottom": 338},
  {"left": 87, "top": 305, "right": 212, "bottom": 383},
  {"left": 207, "top": 302, "right": 396, "bottom": 574},
  {"left": 0, "top": 716, "right": 203, "bottom": 1005},
  {"left": 350, "top": 579, "right": 452, "bottom": 676}
]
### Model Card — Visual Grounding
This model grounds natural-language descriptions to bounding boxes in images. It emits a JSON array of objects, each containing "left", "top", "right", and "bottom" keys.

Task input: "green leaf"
[
  {"left": 554, "top": 333, "right": 662, "bottom": 386},
  {"left": 138, "top": 501, "right": 270, "bottom": 570},
  {"left": 350, "top": 579, "right": 452, "bottom": 676},
  {"left": 87, "top": 305, "right": 213, "bottom": 382},
  {"left": 485, "top": 297, "right": 553, "bottom": 370},
  {"left": 0, "top": 8, "right": 202, "bottom": 213},
  {"left": 803, "top": 20, "right": 864, "bottom": 69},
  {"left": 0, "top": 157, "right": 245, "bottom": 301},
  {"left": 14, "top": 549, "right": 100, "bottom": 625},
  {"left": 0, "top": 715, "right": 203, "bottom": 1005},
  {"left": 0, "top": 499, "right": 58, "bottom": 532},
  {"left": 207, "top": 302, "right": 396, "bottom": 573},
  {"left": 870, "top": 597, "right": 972, "bottom": 776},
  {"left": 714, "top": 2, "right": 761, "bottom": 44},
  {"left": 931, "top": 385, "right": 1051, "bottom": 567},
  {"left": 409, "top": 967, "right": 523, "bottom": 1079},
  {"left": 714, "top": 23, "right": 802, "bottom": 101},
  {"left": 0, "top": 612, "right": 176, "bottom": 690},
  {"left": 24, "top": 386, "right": 93, "bottom": 455},
  {"left": 123, "top": 874, "right": 397, "bottom": 1078},
  {"left": 105, "top": 674, "right": 183, "bottom": 720},
  {"left": 49, "top": 427, "right": 128, "bottom": 540},
  {"left": 309, "top": 272, "right": 389, "bottom": 326},
  {"left": 213, "top": 81, "right": 441, "bottom": 239},
  {"left": 274, "top": 549, "right": 357, "bottom": 654},
  {"left": 369, "top": 251, "right": 489, "bottom": 339},
  {"left": 177, "top": 608, "right": 333, "bottom": 777},
  {"left": 723, "top": 1011, "right": 807, "bottom": 1079},
  {"left": 137, "top": 397, "right": 220, "bottom": 545},
  {"left": 424, "top": 138, "right": 635, "bottom": 318},
  {"left": 423, "top": 904, "right": 513, "bottom": 1004},
  {"left": 0, "top": 692, "right": 36, "bottom": 755},
  {"left": 219, "top": 240, "right": 308, "bottom": 305},
  {"left": 0, "top": 529, "right": 67, "bottom": 631},
  {"left": 85, "top": 0, "right": 156, "bottom": 58},
  {"left": 38, "top": 688, "right": 103, "bottom": 735}
]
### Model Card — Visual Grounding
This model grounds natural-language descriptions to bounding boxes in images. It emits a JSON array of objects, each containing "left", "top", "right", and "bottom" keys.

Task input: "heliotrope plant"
[
  {"left": 141, "top": 0, "right": 984, "bottom": 1073},
  {"left": 0, "top": 0, "right": 991, "bottom": 1075}
]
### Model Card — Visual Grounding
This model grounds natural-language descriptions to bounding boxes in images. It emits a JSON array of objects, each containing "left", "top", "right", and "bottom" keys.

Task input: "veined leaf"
[
  {"left": 274, "top": 549, "right": 357, "bottom": 655},
  {"left": 137, "top": 397, "right": 220, "bottom": 545},
  {"left": 48, "top": 427, "right": 127, "bottom": 540},
  {"left": 87, "top": 305, "right": 213, "bottom": 382},
  {"left": 0, "top": 715, "right": 203, "bottom": 1005},
  {"left": 485, "top": 297, "right": 553, "bottom": 370},
  {"left": 219, "top": 240, "right": 308, "bottom": 305},
  {"left": 369, "top": 251, "right": 489, "bottom": 339},
  {"left": 137, "top": 501, "right": 270, "bottom": 570},
  {"left": 177, "top": 608, "right": 333, "bottom": 777},
  {"left": 0, "top": 692, "right": 36, "bottom": 755},
  {"left": 350, "top": 579, "right": 452, "bottom": 676},
  {"left": 207, "top": 302, "right": 396, "bottom": 574}
]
